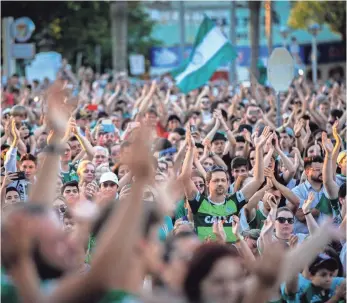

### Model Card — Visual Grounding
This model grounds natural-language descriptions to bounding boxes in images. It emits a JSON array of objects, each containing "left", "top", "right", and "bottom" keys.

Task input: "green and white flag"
[{"left": 171, "top": 16, "right": 237, "bottom": 93}]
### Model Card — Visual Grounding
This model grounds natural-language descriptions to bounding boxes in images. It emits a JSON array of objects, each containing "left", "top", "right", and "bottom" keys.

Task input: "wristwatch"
[{"left": 208, "top": 152, "right": 215, "bottom": 157}]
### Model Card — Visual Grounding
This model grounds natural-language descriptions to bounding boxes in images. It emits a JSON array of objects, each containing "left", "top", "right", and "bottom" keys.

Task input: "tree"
[
  {"left": 1, "top": 1, "right": 161, "bottom": 73},
  {"left": 288, "top": 1, "right": 346, "bottom": 42},
  {"left": 249, "top": 1, "right": 261, "bottom": 79}
]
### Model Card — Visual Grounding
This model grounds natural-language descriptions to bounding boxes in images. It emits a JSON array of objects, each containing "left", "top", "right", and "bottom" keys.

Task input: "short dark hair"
[
  {"left": 235, "top": 135, "right": 246, "bottom": 143},
  {"left": 304, "top": 156, "right": 323, "bottom": 169},
  {"left": 195, "top": 143, "right": 204, "bottom": 150},
  {"left": 206, "top": 167, "right": 228, "bottom": 184},
  {"left": 330, "top": 109, "right": 343, "bottom": 119},
  {"left": 61, "top": 181, "right": 79, "bottom": 195},
  {"left": 231, "top": 157, "right": 248, "bottom": 170},
  {"left": 20, "top": 153, "right": 37, "bottom": 165},
  {"left": 68, "top": 136, "right": 79, "bottom": 142},
  {"left": 5, "top": 187, "right": 19, "bottom": 195}
]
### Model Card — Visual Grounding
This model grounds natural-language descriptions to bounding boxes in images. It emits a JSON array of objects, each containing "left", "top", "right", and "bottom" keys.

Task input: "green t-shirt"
[
  {"left": 188, "top": 191, "right": 246, "bottom": 243},
  {"left": 248, "top": 208, "right": 267, "bottom": 230},
  {"left": 98, "top": 290, "right": 139, "bottom": 303},
  {"left": 61, "top": 161, "right": 80, "bottom": 184},
  {"left": 174, "top": 199, "right": 187, "bottom": 220}
]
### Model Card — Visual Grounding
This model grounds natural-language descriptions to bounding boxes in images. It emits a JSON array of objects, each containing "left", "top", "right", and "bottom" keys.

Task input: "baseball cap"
[
  {"left": 241, "top": 229, "right": 261, "bottom": 240},
  {"left": 167, "top": 114, "right": 181, "bottom": 124},
  {"left": 309, "top": 253, "right": 338, "bottom": 274},
  {"left": 99, "top": 172, "right": 119, "bottom": 185},
  {"left": 211, "top": 132, "right": 227, "bottom": 143},
  {"left": 337, "top": 150, "right": 346, "bottom": 164}
]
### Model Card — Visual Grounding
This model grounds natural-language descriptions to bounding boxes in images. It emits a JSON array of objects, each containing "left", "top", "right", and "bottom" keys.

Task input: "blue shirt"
[
  {"left": 281, "top": 273, "right": 345, "bottom": 303},
  {"left": 288, "top": 181, "right": 337, "bottom": 234}
]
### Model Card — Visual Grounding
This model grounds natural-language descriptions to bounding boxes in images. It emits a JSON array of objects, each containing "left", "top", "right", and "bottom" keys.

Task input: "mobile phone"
[
  {"left": 169, "top": 95, "right": 178, "bottom": 102},
  {"left": 101, "top": 119, "right": 116, "bottom": 133},
  {"left": 11, "top": 171, "right": 26, "bottom": 181},
  {"left": 190, "top": 125, "right": 198, "bottom": 133}
]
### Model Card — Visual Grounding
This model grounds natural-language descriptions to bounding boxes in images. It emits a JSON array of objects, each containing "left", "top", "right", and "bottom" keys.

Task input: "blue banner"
[{"left": 301, "top": 41, "right": 345, "bottom": 65}]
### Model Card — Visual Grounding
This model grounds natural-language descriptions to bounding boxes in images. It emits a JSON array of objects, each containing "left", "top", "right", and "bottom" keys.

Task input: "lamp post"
[
  {"left": 280, "top": 26, "right": 290, "bottom": 48},
  {"left": 308, "top": 23, "right": 321, "bottom": 87}
]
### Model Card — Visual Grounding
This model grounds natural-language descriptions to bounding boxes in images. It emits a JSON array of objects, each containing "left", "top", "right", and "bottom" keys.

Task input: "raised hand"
[
  {"left": 302, "top": 191, "right": 315, "bottom": 214},
  {"left": 293, "top": 120, "right": 304, "bottom": 138},
  {"left": 272, "top": 133, "right": 280, "bottom": 151},
  {"left": 256, "top": 126, "right": 272, "bottom": 148},
  {"left": 264, "top": 167, "right": 275, "bottom": 181},
  {"left": 264, "top": 192, "right": 278, "bottom": 210},
  {"left": 321, "top": 132, "right": 334, "bottom": 154},
  {"left": 232, "top": 215, "right": 241, "bottom": 237},
  {"left": 213, "top": 219, "right": 227, "bottom": 243}
]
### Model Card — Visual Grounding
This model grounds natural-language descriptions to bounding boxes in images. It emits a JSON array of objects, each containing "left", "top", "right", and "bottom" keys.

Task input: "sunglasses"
[
  {"left": 276, "top": 217, "right": 294, "bottom": 224},
  {"left": 101, "top": 182, "right": 117, "bottom": 188},
  {"left": 194, "top": 183, "right": 205, "bottom": 189}
]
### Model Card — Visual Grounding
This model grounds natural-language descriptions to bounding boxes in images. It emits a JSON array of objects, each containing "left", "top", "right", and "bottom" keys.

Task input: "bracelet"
[
  {"left": 44, "top": 144, "right": 65, "bottom": 155},
  {"left": 304, "top": 211, "right": 311, "bottom": 216},
  {"left": 295, "top": 134, "right": 301, "bottom": 138}
]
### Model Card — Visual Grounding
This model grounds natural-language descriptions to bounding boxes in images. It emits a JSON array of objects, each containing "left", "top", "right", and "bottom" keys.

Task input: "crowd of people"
[{"left": 1, "top": 64, "right": 346, "bottom": 303}]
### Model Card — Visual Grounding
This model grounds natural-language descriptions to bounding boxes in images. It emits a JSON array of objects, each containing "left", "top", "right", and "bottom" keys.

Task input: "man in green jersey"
[{"left": 181, "top": 126, "right": 271, "bottom": 242}]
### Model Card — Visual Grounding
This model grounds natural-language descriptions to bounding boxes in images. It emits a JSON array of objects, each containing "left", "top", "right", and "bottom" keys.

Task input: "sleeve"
[
  {"left": 239, "top": 207, "right": 251, "bottom": 231},
  {"left": 174, "top": 199, "right": 186, "bottom": 220},
  {"left": 4, "top": 147, "right": 18, "bottom": 173},
  {"left": 231, "top": 191, "right": 246, "bottom": 213},
  {"left": 287, "top": 185, "right": 305, "bottom": 207},
  {"left": 187, "top": 192, "right": 204, "bottom": 214}
]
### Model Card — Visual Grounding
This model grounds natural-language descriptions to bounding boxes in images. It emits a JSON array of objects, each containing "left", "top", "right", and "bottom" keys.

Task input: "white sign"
[
  {"left": 11, "top": 43, "right": 36, "bottom": 59},
  {"left": 267, "top": 47, "right": 294, "bottom": 92},
  {"left": 129, "top": 54, "right": 145, "bottom": 75},
  {"left": 25, "top": 52, "right": 62, "bottom": 82}
]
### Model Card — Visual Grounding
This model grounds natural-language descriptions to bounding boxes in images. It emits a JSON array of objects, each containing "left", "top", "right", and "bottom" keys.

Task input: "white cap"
[{"left": 99, "top": 172, "right": 119, "bottom": 185}]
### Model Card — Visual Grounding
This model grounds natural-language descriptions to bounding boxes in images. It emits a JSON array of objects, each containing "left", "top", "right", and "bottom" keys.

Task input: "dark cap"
[
  {"left": 211, "top": 132, "right": 227, "bottom": 143},
  {"left": 309, "top": 253, "right": 338, "bottom": 274},
  {"left": 241, "top": 229, "right": 261, "bottom": 240},
  {"left": 167, "top": 114, "right": 181, "bottom": 124}
]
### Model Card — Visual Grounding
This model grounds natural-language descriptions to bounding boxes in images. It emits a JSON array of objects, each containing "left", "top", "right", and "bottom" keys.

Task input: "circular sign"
[
  {"left": 267, "top": 48, "right": 294, "bottom": 92},
  {"left": 11, "top": 17, "right": 35, "bottom": 42}
]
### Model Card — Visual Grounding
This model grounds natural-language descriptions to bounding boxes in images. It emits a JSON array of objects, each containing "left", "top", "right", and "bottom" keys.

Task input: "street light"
[
  {"left": 280, "top": 26, "right": 290, "bottom": 48},
  {"left": 308, "top": 23, "right": 321, "bottom": 86}
]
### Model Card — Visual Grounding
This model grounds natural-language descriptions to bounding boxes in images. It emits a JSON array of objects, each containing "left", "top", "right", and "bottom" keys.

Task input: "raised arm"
[
  {"left": 70, "top": 119, "right": 95, "bottom": 160},
  {"left": 322, "top": 132, "right": 339, "bottom": 199},
  {"left": 241, "top": 126, "right": 271, "bottom": 201},
  {"left": 29, "top": 81, "right": 70, "bottom": 206},
  {"left": 179, "top": 129, "right": 198, "bottom": 201},
  {"left": 302, "top": 192, "right": 319, "bottom": 235},
  {"left": 243, "top": 179, "right": 272, "bottom": 222},
  {"left": 264, "top": 167, "right": 300, "bottom": 212},
  {"left": 332, "top": 120, "right": 342, "bottom": 175},
  {"left": 273, "top": 134, "right": 295, "bottom": 182}
]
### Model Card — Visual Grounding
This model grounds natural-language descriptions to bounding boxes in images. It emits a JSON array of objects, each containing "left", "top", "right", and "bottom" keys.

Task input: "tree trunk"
[
  {"left": 249, "top": 1, "right": 261, "bottom": 80},
  {"left": 110, "top": 1, "right": 128, "bottom": 74}
]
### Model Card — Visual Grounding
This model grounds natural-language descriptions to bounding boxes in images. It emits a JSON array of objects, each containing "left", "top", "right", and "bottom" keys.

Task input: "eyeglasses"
[
  {"left": 276, "top": 217, "right": 294, "bottom": 224},
  {"left": 95, "top": 155, "right": 106, "bottom": 159}
]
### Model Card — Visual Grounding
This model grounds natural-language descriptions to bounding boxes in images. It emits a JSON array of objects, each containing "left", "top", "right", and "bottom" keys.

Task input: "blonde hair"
[{"left": 77, "top": 160, "right": 95, "bottom": 178}]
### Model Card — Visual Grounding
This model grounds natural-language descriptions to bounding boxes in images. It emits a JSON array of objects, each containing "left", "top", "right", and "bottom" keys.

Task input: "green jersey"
[
  {"left": 61, "top": 161, "right": 80, "bottom": 184},
  {"left": 248, "top": 208, "right": 267, "bottom": 230},
  {"left": 188, "top": 192, "right": 246, "bottom": 243}
]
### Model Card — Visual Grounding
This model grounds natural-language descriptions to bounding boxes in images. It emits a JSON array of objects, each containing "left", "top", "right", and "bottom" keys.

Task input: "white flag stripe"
[{"left": 175, "top": 27, "right": 228, "bottom": 84}]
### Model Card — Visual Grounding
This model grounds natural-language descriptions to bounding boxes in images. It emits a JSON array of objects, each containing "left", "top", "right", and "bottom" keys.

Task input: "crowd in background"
[{"left": 1, "top": 63, "right": 346, "bottom": 303}]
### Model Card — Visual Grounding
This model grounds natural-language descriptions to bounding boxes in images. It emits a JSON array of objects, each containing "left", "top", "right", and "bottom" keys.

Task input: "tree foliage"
[
  {"left": 1, "top": 1, "right": 161, "bottom": 71},
  {"left": 288, "top": 1, "right": 346, "bottom": 42}
]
